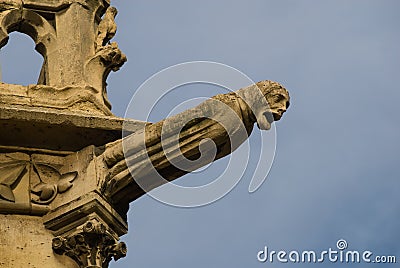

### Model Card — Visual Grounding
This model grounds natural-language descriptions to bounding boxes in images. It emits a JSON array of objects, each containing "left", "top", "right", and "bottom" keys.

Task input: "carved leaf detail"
[
  {"left": 33, "top": 163, "right": 61, "bottom": 185},
  {"left": 31, "top": 163, "right": 78, "bottom": 204},
  {"left": 0, "top": 162, "right": 26, "bottom": 186},
  {"left": 0, "top": 184, "right": 15, "bottom": 202},
  {"left": 31, "top": 182, "right": 57, "bottom": 203},
  {"left": 0, "top": 162, "right": 27, "bottom": 202},
  {"left": 57, "top": 172, "right": 78, "bottom": 193}
]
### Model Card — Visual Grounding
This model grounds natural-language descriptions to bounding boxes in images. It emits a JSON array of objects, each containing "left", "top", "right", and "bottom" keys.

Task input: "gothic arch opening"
[{"left": 0, "top": 32, "right": 44, "bottom": 86}]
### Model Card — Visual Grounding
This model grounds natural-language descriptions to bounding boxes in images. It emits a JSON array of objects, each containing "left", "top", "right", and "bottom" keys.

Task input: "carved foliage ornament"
[
  {"left": 0, "top": 160, "right": 26, "bottom": 202},
  {"left": 31, "top": 162, "right": 78, "bottom": 205},
  {"left": 0, "top": 153, "right": 77, "bottom": 205},
  {"left": 53, "top": 220, "right": 127, "bottom": 268}
]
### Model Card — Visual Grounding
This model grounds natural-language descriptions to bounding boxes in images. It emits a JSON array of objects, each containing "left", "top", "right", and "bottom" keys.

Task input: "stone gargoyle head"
[{"left": 239, "top": 80, "right": 290, "bottom": 130}]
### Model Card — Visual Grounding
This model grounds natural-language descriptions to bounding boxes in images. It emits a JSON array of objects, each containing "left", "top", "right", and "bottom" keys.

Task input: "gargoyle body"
[{"left": 101, "top": 81, "right": 290, "bottom": 207}]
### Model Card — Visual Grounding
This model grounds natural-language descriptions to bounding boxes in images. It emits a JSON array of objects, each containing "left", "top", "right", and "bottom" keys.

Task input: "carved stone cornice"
[{"left": 52, "top": 219, "right": 127, "bottom": 268}]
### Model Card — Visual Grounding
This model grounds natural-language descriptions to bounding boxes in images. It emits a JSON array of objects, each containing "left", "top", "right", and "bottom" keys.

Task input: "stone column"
[{"left": 51, "top": 2, "right": 94, "bottom": 86}]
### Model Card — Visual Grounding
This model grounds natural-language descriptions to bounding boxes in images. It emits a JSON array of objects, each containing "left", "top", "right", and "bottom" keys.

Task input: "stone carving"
[
  {"left": 96, "top": 42, "right": 127, "bottom": 72},
  {"left": 0, "top": 83, "right": 114, "bottom": 116},
  {"left": 0, "top": 1, "right": 125, "bottom": 114},
  {"left": 0, "top": 0, "right": 22, "bottom": 11},
  {"left": 0, "top": 156, "right": 27, "bottom": 202},
  {"left": 101, "top": 81, "right": 290, "bottom": 205},
  {"left": 0, "top": 153, "right": 30, "bottom": 204},
  {"left": 0, "top": 152, "right": 77, "bottom": 206},
  {"left": 0, "top": 1, "right": 291, "bottom": 267},
  {"left": 85, "top": 42, "right": 127, "bottom": 109},
  {"left": 88, "top": 6, "right": 126, "bottom": 108},
  {"left": 95, "top": 6, "right": 118, "bottom": 50},
  {"left": 53, "top": 219, "right": 127, "bottom": 268},
  {"left": 30, "top": 163, "right": 78, "bottom": 205}
]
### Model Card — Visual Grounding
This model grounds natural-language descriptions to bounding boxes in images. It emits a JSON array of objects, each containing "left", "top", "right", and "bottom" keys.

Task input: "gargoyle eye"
[{"left": 275, "top": 94, "right": 285, "bottom": 102}]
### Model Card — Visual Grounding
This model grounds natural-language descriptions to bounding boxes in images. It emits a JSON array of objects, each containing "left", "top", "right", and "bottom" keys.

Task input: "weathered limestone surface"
[
  {"left": 0, "top": 80, "right": 289, "bottom": 267},
  {"left": 0, "top": 0, "right": 126, "bottom": 113},
  {"left": 101, "top": 81, "right": 290, "bottom": 206},
  {"left": 0, "top": 0, "right": 290, "bottom": 267},
  {"left": 0, "top": 1, "right": 133, "bottom": 267},
  {"left": 0, "top": 104, "right": 145, "bottom": 152},
  {"left": 0, "top": 215, "right": 78, "bottom": 268}
]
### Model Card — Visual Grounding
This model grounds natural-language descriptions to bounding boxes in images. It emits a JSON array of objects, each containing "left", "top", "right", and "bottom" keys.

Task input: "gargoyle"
[{"left": 100, "top": 81, "right": 290, "bottom": 207}]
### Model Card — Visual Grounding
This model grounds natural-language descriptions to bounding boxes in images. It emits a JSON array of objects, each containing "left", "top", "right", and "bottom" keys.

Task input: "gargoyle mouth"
[
  {"left": 256, "top": 111, "right": 274, "bottom": 130},
  {"left": 256, "top": 110, "right": 286, "bottom": 130},
  {"left": 272, "top": 112, "right": 282, "bottom": 121}
]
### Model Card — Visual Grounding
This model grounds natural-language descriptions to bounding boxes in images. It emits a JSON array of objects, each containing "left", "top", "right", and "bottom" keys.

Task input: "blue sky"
[{"left": 1, "top": 1, "right": 399, "bottom": 267}]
